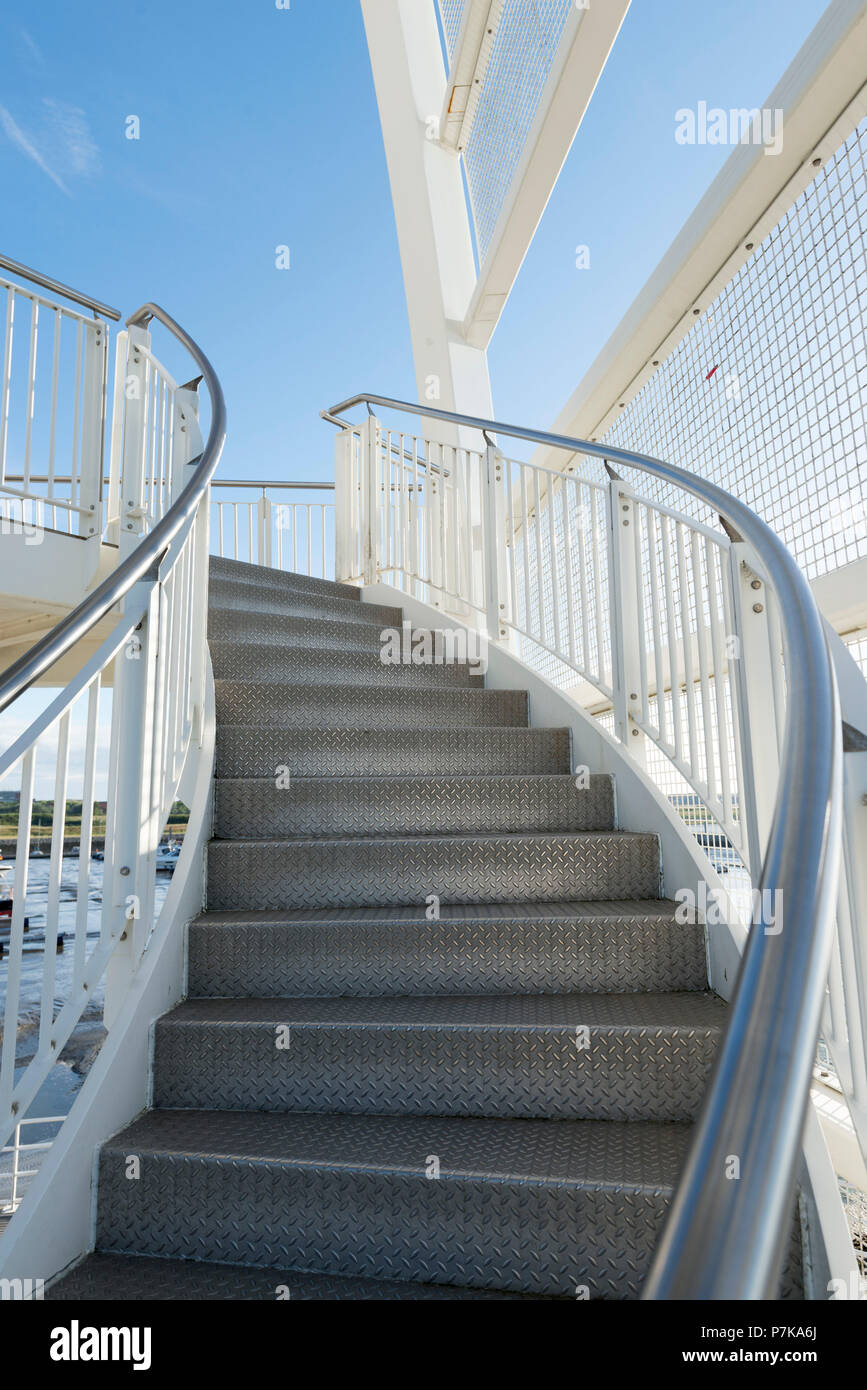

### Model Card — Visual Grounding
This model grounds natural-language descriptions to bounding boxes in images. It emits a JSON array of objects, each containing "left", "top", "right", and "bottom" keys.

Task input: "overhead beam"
[
  {"left": 531, "top": 0, "right": 867, "bottom": 472},
  {"left": 361, "top": 0, "right": 493, "bottom": 446},
  {"left": 439, "top": 0, "right": 505, "bottom": 152},
  {"left": 463, "top": 0, "right": 631, "bottom": 349}
]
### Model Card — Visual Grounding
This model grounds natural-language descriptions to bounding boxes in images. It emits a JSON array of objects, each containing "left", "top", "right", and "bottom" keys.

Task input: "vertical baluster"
[
  {"left": 0, "top": 750, "right": 35, "bottom": 1127},
  {"left": 690, "top": 535, "right": 716, "bottom": 804},
  {"left": 676, "top": 522, "right": 700, "bottom": 785},
  {"left": 47, "top": 309, "right": 61, "bottom": 504},
  {"left": 661, "top": 514, "right": 683, "bottom": 765},
  {"left": 320, "top": 501, "right": 326, "bottom": 580},
  {"left": 75, "top": 679, "right": 101, "bottom": 983},
  {"left": 629, "top": 501, "right": 648, "bottom": 727},
  {"left": 547, "top": 474, "right": 561, "bottom": 655},
  {"left": 532, "top": 468, "right": 545, "bottom": 644},
  {"left": 559, "top": 476, "right": 577, "bottom": 667},
  {"left": 505, "top": 458, "right": 518, "bottom": 631},
  {"left": 575, "top": 484, "right": 590, "bottom": 677},
  {"left": 706, "top": 539, "right": 734, "bottom": 835},
  {"left": 589, "top": 487, "right": 606, "bottom": 689},
  {"left": 0, "top": 287, "right": 14, "bottom": 487},
  {"left": 40, "top": 713, "right": 70, "bottom": 1055},
  {"left": 767, "top": 594, "right": 786, "bottom": 757},
  {"left": 23, "top": 299, "right": 38, "bottom": 494},
  {"left": 519, "top": 465, "right": 532, "bottom": 637},
  {"left": 647, "top": 510, "right": 667, "bottom": 746}
]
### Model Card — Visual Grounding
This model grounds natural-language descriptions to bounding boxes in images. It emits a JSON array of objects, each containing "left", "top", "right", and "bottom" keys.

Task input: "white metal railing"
[
  {"left": 328, "top": 391, "right": 861, "bottom": 1299},
  {"left": 0, "top": 266, "right": 117, "bottom": 539},
  {"left": 335, "top": 414, "right": 774, "bottom": 878},
  {"left": 210, "top": 480, "right": 335, "bottom": 577},
  {"left": 0, "top": 1115, "right": 63, "bottom": 1214},
  {"left": 0, "top": 301, "right": 223, "bottom": 1160}
]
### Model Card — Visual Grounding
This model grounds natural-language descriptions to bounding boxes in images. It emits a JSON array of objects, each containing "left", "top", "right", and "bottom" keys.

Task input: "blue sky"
[{"left": 0, "top": 0, "right": 829, "bottom": 486}]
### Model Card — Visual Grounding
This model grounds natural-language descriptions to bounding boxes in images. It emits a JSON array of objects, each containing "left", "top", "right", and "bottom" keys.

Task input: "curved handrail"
[
  {"left": 325, "top": 391, "right": 844, "bottom": 1300},
  {"left": 0, "top": 303, "right": 226, "bottom": 714}
]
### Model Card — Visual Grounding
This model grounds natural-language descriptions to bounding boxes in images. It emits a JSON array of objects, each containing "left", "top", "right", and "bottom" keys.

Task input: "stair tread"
[
  {"left": 209, "top": 556, "right": 361, "bottom": 600},
  {"left": 160, "top": 992, "right": 725, "bottom": 1029},
  {"left": 103, "top": 1108, "right": 694, "bottom": 1189},
  {"left": 49, "top": 1253, "right": 540, "bottom": 1301},
  {"left": 210, "top": 830, "right": 655, "bottom": 846},
  {"left": 191, "top": 899, "right": 680, "bottom": 926}
]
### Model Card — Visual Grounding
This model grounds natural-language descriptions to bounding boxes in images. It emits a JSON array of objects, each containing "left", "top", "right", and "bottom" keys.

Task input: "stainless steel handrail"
[
  {"left": 326, "top": 390, "right": 843, "bottom": 1300},
  {"left": 212, "top": 480, "right": 334, "bottom": 491},
  {"left": 0, "top": 253, "right": 122, "bottom": 321},
  {"left": 0, "top": 304, "right": 226, "bottom": 713}
]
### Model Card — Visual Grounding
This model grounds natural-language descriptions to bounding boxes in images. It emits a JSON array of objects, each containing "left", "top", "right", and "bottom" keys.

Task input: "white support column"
[
  {"left": 482, "top": 444, "right": 509, "bottom": 642},
  {"left": 607, "top": 472, "right": 646, "bottom": 763},
  {"left": 171, "top": 381, "right": 203, "bottom": 503},
  {"left": 360, "top": 0, "right": 493, "bottom": 447}
]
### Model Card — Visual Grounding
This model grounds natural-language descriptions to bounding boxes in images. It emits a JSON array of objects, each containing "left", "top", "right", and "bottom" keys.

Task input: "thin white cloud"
[
  {"left": 18, "top": 30, "right": 45, "bottom": 67},
  {"left": 0, "top": 104, "right": 68, "bottom": 193},
  {"left": 43, "top": 98, "right": 101, "bottom": 177}
]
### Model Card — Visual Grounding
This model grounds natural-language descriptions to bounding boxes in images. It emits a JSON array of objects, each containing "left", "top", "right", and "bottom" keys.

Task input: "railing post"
[
  {"left": 482, "top": 444, "right": 508, "bottom": 643},
  {"left": 103, "top": 580, "right": 160, "bottom": 1029},
  {"left": 257, "top": 492, "right": 273, "bottom": 569},
  {"left": 118, "top": 324, "right": 151, "bottom": 557},
  {"left": 726, "top": 541, "right": 781, "bottom": 874},
  {"left": 360, "top": 415, "right": 381, "bottom": 586},
  {"left": 78, "top": 317, "right": 108, "bottom": 543},
  {"left": 171, "top": 380, "right": 203, "bottom": 502},
  {"left": 334, "top": 427, "right": 357, "bottom": 583},
  {"left": 606, "top": 470, "right": 646, "bottom": 762}
]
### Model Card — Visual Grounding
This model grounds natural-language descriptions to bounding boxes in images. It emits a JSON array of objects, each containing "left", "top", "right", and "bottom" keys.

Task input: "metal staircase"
[{"left": 47, "top": 557, "right": 796, "bottom": 1301}]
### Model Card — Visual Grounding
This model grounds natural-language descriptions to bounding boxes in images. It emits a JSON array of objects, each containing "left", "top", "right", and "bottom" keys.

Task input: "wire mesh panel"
[
  {"left": 438, "top": 0, "right": 575, "bottom": 262},
  {"left": 599, "top": 118, "right": 867, "bottom": 583}
]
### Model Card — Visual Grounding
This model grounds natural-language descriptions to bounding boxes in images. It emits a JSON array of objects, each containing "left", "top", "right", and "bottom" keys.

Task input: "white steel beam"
[
  {"left": 463, "top": 0, "right": 631, "bottom": 349},
  {"left": 531, "top": 0, "right": 867, "bottom": 472},
  {"left": 361, "top": 0, "right": 493, "bottom": 445},
  {"left": 439, "top": 0, "right": 505, "bottom": 152}
]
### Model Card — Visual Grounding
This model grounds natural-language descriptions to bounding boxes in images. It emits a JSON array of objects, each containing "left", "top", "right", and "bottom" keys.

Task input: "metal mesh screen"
[
  {"left": 598, "top": 118, "right": 867, "bottom": 583},
  {"left": 438, "top": 0, "right": 575, "bottom": 263},
  {"left": 438, "top": 0, "right": 468, "bottom": 55}
]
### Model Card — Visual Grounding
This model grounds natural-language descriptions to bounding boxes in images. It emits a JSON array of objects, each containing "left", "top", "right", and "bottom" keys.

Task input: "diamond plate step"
[
  {"left": 187, "top": 902, "right": 707, "bottom": 997},
  {"left": 206, "top": 831, "right": 662, "bottom": 911},
  {"left": 209, "top": 555, "right": 361, "bottom": 602},
  {"left": 213, "top": 774, "right": 615, "bottom": 839},
  {"left": 48, "top": 1252, "right": 540, "bottom": 1300},
  {"left": 94, "top": 1109, "right": 692, "bottom": 1297},
  {"left": 208, "top": 607, "right": 393, "bottom": 651},
  {"left": 209, "top": 640, "right": 485, "bottom": 687},
  {"left": 215, "top": 725, "right": 572, "bottom": 778},
  {"left": 153, "top": 992, "right": 725, "bottom": 1123},
  {"left": 214, "top": 681, "right": 529, "bottom": 729},
  {"left": 209, "top": 587, "right": 402, "bottom": 627}
]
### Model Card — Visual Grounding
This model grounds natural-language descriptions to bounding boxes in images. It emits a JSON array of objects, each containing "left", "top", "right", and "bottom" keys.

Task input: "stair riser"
[
  {"left": 95, "top": 1155, "right": 672, "bottom": 1297},
  {"left": 187, "top": 918, "right": 708, "bottom": 996},
  {"left": 206, "top": 835, "right": 662, "bottom": 911},
  {"left": 209, "top": 642, "right": 485, "bottom": 687},
  {"left": 153, "top": 1021, "right": 719, "bottom": 1122},
  {"left": 214, "top": 683, "right": 529, "bottom": 729},
  {"left": 215, "top": 727, "right": 571, "bottom": 778},
  {"left": 213, "top": 777, "right": 615, "bottom": 839}
]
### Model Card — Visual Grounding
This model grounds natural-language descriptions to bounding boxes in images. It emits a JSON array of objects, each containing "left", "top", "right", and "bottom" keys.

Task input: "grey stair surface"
[
  {"left": 187, "top": 903, "right": 708, "bottom": 996},
  {"left": 213, "top": 774, "right": 615, "bottom": 838},
  {"left": 76, "top": 562, "right": 800, "bottom": 1301},
  {"left": 153, "top": 992, "right": 725, "bottom": 1122}
]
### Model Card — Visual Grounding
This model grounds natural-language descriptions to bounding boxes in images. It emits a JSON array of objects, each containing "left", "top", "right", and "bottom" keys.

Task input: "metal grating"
[
  {"left": 598, "top": 118, "right": 867, "bottom": 583},
  {"left": 441, "top": 0, "right": 575, "bottom": 262},
  {"left": 438, "top": 0, "right": 469, "bottom": 56}
]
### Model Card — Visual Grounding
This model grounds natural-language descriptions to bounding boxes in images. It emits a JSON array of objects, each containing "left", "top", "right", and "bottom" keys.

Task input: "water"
[{"left": 0, "top": 855, "right": 170, "bottom": 1208}]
